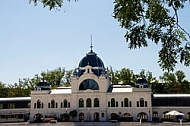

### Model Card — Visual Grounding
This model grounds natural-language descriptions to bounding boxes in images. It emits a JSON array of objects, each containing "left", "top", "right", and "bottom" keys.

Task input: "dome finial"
[{"left": 90, "top": 34, "right": 93, "bottom": 52}]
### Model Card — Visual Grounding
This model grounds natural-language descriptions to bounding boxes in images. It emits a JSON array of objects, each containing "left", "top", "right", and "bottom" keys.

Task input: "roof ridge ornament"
[{"left": 90, "top": 34, "right": 93, "bottom": 52}]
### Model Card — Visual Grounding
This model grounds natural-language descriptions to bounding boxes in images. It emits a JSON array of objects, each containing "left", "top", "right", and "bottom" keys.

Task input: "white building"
[
  {"left": 1, "top": 49, "right": 190, "bottom": 123},
  {"left": 30, "top": 49, "right": 152, "bottom": 122}
]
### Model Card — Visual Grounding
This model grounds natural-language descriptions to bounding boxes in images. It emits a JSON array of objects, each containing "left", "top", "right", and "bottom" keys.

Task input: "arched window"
[
  {"left": 79, "top": 98, "right": 84, "bottom": 108},
  {"left": 140, "top": 98, "right": 144, "bottom": 107},
  {"left": 51, "top": 99, "right": 55, "bottom": 108},
  {"left": 124, "top": 98, "right": 128, "bottom": 107},
  {"left": 64, "top": 99, "right": 68, "bottom": 108},
  {"left": 79, "top": 79, "right": 99, "bottom": 90},
  {"left": 111, "top": 98, "right": 115, "bottom": 107},
  {"left": 34, "top": 103, "right": 36, "bottom": 108},
  {"left": 86, "top": 98, "right": 91, "bottom": 107},
  {"left": 37, "top": 100, "right": 41, "bottom": 108},
  {"left": 94, "top": 98, "right": 99, "bottom": 107}
]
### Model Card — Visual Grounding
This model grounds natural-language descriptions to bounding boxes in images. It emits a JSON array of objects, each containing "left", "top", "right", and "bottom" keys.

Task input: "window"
[
  {"left": 129, "top": 101, "right": 132, "bottom": 107},
  {"left": 137, "top": 101, "right": 139, "bottom": 107},
  {"left": 8, "top": 103, "right": 15, "bottom": 109},
  {"left": 124, "top": 98, "right": 128, "bottom": 107},
  {"left": 108, "top": 102, "right": 110, "bottom": 107},
  {"left": 79, "top": 98, "right": 84, "bottom": 108},
  {"left": 37, "top": 100, "right": 41, "bottom": 108},
  {"left": 64, "top": 99, "right": 68, "bottom": 108},
  {"left": 0, "top": 104, "right": 3, "bottom": 109},
  {"left": 111, "top": 98, "right": 115, "bottom": 107},
  {"left": 79, "top": 79, "right": 99, "bottom": 90},
  {"left": 34, "top": 103, "right": 36, "bottom": 108},
  {"left": 86, "top": 98, "right": 91, "bottom": 107},
  {"left": 51, "top": 99, "right": 55, "bottom": 108},
  {"left": 48, "top": 103, "right": 50, "bottom": 108},
  {"left": 68, "top": 102, "right": 70, "bottom": 108},
  {"left": 140, "top": 98, "right": 144, "bottom": 107},
  {"left": 94, "top": 98, "right": 99, "bottom": 107},
  {"left": 116, "top": 101, "right": 118, "bottom": 107},
  {"left": 121, "top": 101, "right": 123, "bottom": 107},
  {"left": 61, "top": 102, "right": 63, "bottom": 108},
  {"left": 145, "top": 101, "right": 147, "bottom": 107},
  {"left": 101, "top": 113, "right": 105, "bottom": 117},
  {"left": 153, "top": 111, "right": 158, "bottom": 118}
]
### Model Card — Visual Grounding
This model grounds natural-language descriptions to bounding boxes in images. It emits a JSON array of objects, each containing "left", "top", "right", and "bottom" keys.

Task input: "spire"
[{"left": 90, "top": 34, "right": 93, "bottom": 52}]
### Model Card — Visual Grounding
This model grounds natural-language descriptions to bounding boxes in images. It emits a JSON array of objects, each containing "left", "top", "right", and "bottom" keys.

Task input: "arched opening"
[
  {"left": 110, "top": 113, "right": 118, "bottom": 120},
  {"left": 120, "top": 113, "right": 133, "bottom": 122},
  {"left": 79, "top": 98, "right": 84, "bottom": 108},
  {"left": 51, "top": 99, "right": 55, "bottom": 108},
  {"left": 37, "top": 100, "right": 41, "bottom": 108},
  {"left": 111, "top": 98, "right": 115, "bottom": 107},
  {"left": 124, "top": 98, "right": 128, "bottom": 107},
  {"left": 161, "top": 111, "right": 172, "bottom": 122},
  {"left": 86, "top": 98, "right": 91, "bottom": 107},
  {"left": 79, "top": 79, "right": 99, "bottom": 90},
  {"left": 137, "top": 112, "right": 148, "bottom": 122},
  {"left": 60, "top": 113, "right": 69, "bottom": 122},
  {"left": 94, "top": 98, "right": 99, "bottom": 107},
  {"left": 79, "top": 113, "right": 84, "bottom": 122},
  {"left": 140, "top": 98, "right": 144, "bottom": 107},
  {"left": 33, "top": 113, "right": 43, "bottom": 122},
  {"left": 94, "top": 112, "right": 99, "bottom": 122},
  {"left": 64, "top": 99, "right": 67, "bottom": 108}
]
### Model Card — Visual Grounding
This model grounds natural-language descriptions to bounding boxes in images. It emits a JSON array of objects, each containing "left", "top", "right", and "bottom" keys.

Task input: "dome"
[
  {"left": 136, "top": 78, "right": 148, "bottom": 84},
  {"left": 135, "top": 78, "right": 149, "bottom": 88},
  {"left": 73, "top": 50, "right": 106, "bottom": 77},
  {"left": 35, "top": 81, "right": 50, "bottom": 90},
  {"left": 78, "top": 50, "right": 104, "bottom": 68}
]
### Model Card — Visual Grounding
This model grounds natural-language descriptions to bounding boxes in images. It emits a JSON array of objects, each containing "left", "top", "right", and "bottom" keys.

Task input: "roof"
[
  {"left": 73, "top": 50, "right": 105, "bottom": 77},
  {"left": 0, "top": 97, "right": 31, "bottom": 101},
  {"left": 50, "top": 87, "right": 71, "bottom": 94},
  {"left": 108, "top": 85, "right": 133, "bottom": 93},
  {"left": 153, "top": 94, "right": 190, "bottom": 97}
]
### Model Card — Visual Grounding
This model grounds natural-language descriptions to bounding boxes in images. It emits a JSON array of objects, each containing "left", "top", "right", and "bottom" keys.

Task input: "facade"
[
  {"left": 0, "top": 97, "right": 30, "bottom": 122},
  {"left": 1, "top": 49, "right": 190, "bottom": 123},
  {"left": 29, "top": 49, "right": 152, "bottom": 122}
]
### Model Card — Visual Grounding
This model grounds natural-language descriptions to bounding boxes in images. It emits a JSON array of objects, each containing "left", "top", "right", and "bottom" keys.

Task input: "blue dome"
[
  {"left": 136, "top": 78, "right": 149, "bottom": 88},
  {"left": 35, "top": 81, "right": 50, "bottom": 90},
  {"left": 73, "top": 50, "right": 105, "bottom": 77},
  {"left": 78, "top": 51, "right": 104, "bottom": 68}
]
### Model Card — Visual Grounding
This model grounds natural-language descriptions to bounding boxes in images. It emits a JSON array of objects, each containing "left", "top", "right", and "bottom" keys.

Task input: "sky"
[{"left": 0, "top": 0, "right": 190, "bottom": 84}]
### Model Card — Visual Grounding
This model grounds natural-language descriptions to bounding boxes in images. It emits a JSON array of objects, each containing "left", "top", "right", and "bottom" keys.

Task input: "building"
[
  {"left": 1, "top": 48, "right": 190, "bottom": 123},
  {"left": 29, "top": 48, "right": 152, "bottom": 122}
]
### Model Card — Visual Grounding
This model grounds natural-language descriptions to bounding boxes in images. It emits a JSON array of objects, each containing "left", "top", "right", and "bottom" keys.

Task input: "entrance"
[
  {"left": 94, "top": 112, "right": 99, "bottom": 121},
  {"left": 33, "top": 113, "right": 43, "bottom": 122},
  {"left": 79, "top": 113, "right": 84, "bottom": 122}
]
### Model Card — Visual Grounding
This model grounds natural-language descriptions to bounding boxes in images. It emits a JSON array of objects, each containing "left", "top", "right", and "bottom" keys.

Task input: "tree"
[
  {"left": 69, "top": 110, "right": 77, "bottom": 121},
  {"left": 159, "top": 70, "right": 190, "bottom": 93},
  {"left": 41, "top": 67, "right": 66, "bottom": 87},
  {"left": 29, "top": 0, "right": 190, "bottom": 72},
  {"left": 113, "top": 0, "right": 190, "bottom": 72},
  {"left": 60, "top": 113, "right": 69, "bottom": 121}
]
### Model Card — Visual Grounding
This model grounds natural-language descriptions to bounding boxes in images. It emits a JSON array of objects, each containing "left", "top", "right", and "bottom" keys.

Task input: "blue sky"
[{"left": 0, "top": 0, "right": 190, "bottom": 84}]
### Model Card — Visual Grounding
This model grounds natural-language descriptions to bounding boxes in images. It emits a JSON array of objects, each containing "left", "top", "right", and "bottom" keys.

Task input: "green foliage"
[
  {"left": 41, "top": 67, "right": 66, "bottom": 87},
  {"left": 159, "top": 70, "right": 189, "bottom": 93},
  {"left": 0, "top": 67, "right": 190, "bottom": 97},
  {"left": 60, "top": 113, "right": 69, "bottom": 121},
  {"left": 114, "top": 0, "right": 190, "bottom": 72},
  {"left": 69, "top": 110, "right": 77, "bottom": 120}
]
